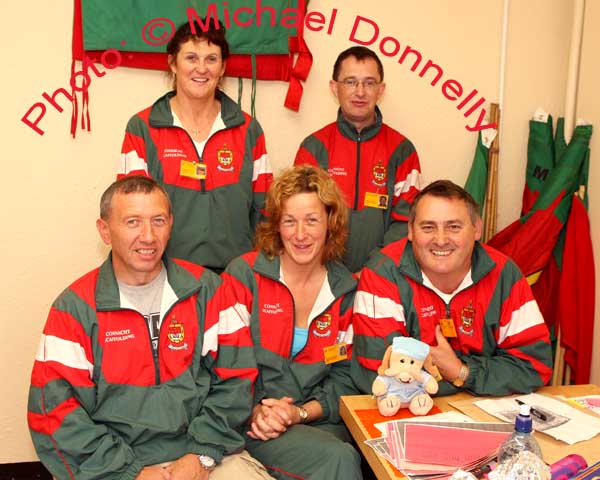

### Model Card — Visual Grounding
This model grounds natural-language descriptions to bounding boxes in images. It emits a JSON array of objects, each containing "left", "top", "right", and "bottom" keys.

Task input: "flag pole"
[
  {"left": 483, "top": 104, "right": 500, "bottom": 242},
  {"left": 563, "top": 0, "right": 586, "bottom": 143}
]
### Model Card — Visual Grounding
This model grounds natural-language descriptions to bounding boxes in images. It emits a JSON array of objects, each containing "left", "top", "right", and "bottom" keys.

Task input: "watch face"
[
  {"left": 199, "top": 455, "right": 216, "bottom": 470},
  {"left": 298, "top": 407, "right": 308, "bottom": 422}
]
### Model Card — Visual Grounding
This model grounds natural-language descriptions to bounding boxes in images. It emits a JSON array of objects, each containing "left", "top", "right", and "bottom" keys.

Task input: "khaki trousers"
[
  {"left": 209, "top": 450, "right": 275, "bottom": 479},
  {"left": 53, "top": 450, "right": 275, "bottom": 480}
]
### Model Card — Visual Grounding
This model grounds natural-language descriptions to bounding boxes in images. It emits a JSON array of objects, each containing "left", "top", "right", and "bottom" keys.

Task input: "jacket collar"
[
  {"left": 336, "top": 106, "right": 383, "bottom": 142},
  {"left": 95, "top": 254, "right": 203, "bottom": 311},
  {"left": 398, "top": 240, "right": 496, "bottom": 286},
  {"left": 252, "top": 251, "right": 357, "bottom": 298},
  {"left": 148, "top": 90, "right": 246, "bottom": 129}
]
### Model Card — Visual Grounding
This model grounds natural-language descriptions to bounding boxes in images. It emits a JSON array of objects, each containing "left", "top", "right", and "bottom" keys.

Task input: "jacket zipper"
[
  {"left": 119, "top": 308, "right": 162, "bottom": 384},
  {"left": 119, "top": 301, "right": 188, "bottom": 385},
  {"left": 353, "top": 133, "right": 362, "bottom": 210},
  {"left": 277, "top": 279, "right": 354, "bottom": 359},
  {"left": 180, "top": 125, "right": 230, "bottom": 194}
]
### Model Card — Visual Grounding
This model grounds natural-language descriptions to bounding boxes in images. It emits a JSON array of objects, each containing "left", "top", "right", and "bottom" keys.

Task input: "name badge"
[
  {"left": 323, "top": 343, "right": 348, "bottom": 364},
  {"left": 439, "top": 318, "right": 458, "bottom": 338},
  {"left": 180, "top": 160, "right": 207, "bottom": 180},
  {"left": 364, "top": 192, "right": 388, "bottom": 209}
]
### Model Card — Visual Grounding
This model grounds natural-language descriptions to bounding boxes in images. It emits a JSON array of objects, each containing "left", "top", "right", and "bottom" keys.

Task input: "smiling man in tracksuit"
[
  {"left": 27, "top": 176, "right": 272, "bottom": 480},
  {"left": 295, "top": 46, "right": 421, "bottom": 273},
  {"left": 352, "top": 180, "right": 553, "bottom": 397}
]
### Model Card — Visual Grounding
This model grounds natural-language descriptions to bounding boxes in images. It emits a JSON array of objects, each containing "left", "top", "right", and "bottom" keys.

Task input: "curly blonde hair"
[{"left": 255, "top": 165, "right": 348, "bottom": 263}]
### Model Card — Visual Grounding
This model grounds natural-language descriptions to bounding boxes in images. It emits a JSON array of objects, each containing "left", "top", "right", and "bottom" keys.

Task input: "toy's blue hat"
[{"left": 392, "top": 336, "right": 429, "bottom": 361}]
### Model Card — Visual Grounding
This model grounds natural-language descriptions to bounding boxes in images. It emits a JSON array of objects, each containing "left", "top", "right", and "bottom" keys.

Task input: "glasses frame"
[{"left": 337, "top": 78, "right": 382, "bottom": 91}]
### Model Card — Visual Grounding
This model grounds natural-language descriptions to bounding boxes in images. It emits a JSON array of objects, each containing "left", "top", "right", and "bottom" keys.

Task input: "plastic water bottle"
[{"left": 497, "top": 403, "right": 543, "bottom": 463}]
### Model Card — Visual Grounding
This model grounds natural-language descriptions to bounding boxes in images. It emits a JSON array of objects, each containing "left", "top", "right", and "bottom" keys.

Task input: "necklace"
[{"left": 170, "top": 97, "right": 219, "bottom": 140}]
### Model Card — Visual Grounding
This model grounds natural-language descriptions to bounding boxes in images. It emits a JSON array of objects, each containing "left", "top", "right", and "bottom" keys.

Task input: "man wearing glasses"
[{"left": 295, "top": 46, "right": 421, "bottom": 273}]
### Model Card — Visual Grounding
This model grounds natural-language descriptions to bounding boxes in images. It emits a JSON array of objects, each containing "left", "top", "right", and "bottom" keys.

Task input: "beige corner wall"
[{"left": 1, "top": 0, "right": 597, "bottom": 464}]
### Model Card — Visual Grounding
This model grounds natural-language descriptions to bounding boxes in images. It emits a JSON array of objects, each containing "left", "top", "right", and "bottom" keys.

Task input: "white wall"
[{"left": 1, "top": 0, "right": 597, "bottom": 463}]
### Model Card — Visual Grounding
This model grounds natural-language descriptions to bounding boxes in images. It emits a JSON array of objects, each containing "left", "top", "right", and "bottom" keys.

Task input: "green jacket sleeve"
[
  {"left": 189, "top": 272, "right": 258, "bottom": 461},
  {"left": 28, "top": 303, "right": 144, "bottom": 480},
  {"left": 247, "top": 117, "right": 272, "bottom": 230}
]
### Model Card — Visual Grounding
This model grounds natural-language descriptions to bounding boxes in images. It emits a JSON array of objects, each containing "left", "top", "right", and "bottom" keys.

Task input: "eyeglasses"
[{"left": 338, "top": 78, "right": 381, "bottom": 91}]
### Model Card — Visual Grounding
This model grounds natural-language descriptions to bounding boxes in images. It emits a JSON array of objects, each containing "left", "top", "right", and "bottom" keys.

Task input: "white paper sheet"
[
  {"left": 474, "top": 392, "right": 600, "bottom": 444},
  {"left": 374, "top": 410, "right": 473, "bottom": 434}
]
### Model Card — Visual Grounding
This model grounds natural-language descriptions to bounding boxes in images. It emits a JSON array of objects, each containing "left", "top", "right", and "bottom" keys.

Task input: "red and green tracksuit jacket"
[
  {"left": 294, "top": 108, "right": 421, "bottom": 272},
  {"left": 351, "top": 239, "right": 553, "bottom": 396},
  {"left": 120, "top": 90, "right": 272, "bottom": 271},
  {"left": 221, "top": 251, "right": 360, "bottom": 423},
  {"left": 28, "top": 256, "right": 257, "bottom": 480}
]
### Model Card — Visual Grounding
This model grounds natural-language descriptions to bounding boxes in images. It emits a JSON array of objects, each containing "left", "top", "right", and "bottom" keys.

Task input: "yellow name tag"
[
  {"left": 323, "top": 343, "right": 348, "bottom": 364},
  {"left": 439, "top": 318, "right": 458, "bottom": 338},
  {"left": 364, "top": 192, "right": 388, "bottom": 209},
  {"left": 180, "top": 160, "right": 207, "bottom": 179}
]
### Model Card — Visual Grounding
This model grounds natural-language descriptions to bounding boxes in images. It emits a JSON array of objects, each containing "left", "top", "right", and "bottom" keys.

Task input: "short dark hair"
[
  {"left": 167, "top": 19, "right": 230, "bottom": 60},
  {"left": 332, "top": 46, "right": 384, "bottom": 81},
  {"left": 409, "top": 180, "right": 480, "bottom": 225},
  {"left": 100, "top": 176, "right": 172, "bottom": 220}
]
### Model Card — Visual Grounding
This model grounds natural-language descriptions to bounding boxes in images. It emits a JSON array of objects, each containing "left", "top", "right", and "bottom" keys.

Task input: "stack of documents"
[
  {"left": 365, "top": 413, "right": 512, "bottom": 479},
  {"left": 473, "top": 393, "right": 600, "bottom": 444}
]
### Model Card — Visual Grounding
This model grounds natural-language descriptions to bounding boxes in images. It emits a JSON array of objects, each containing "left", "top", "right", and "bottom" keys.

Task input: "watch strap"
[{"left": 452, "top": 363, "right": 470, "bottom": 387}]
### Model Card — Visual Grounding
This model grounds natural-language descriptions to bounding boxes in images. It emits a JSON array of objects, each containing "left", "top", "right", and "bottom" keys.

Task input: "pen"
[{"left": 515, "top": 398, "right": 548, "bottom": 421}]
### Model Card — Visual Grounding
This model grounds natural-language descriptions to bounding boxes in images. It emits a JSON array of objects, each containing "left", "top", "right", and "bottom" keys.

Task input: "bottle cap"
[{"left": 515, "top": 404, "right": 533, "bottom": 433}]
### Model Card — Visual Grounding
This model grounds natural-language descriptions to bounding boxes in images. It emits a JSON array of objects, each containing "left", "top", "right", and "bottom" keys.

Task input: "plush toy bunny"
[{"left": 372, "top": 336, "right": 439, "bottom": 416}]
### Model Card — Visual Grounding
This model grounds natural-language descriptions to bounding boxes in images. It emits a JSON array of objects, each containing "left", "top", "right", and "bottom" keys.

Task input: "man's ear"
[
  {"left": 329, "top": 79, "right": 339, "bottom": 102},
  {"left": 376, "top": 81, "right": 386, "bottom": 102},
  {"left": 96, "top": 218, "right": 111, "bottom": 246},
  {"left": 408, "top": 221, "right": 414, "bottom": 241},
  {"left": 474, "top": 216, "right": 483, "bottom": 241}
]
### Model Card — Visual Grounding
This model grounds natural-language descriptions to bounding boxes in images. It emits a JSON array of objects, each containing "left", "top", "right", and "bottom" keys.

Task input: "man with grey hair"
[
  {"left": 28, "top": 176, "right": 272, "bottom": 480},
  {"left": 352, "top": 179, "right": 553, "bottom": 398}
]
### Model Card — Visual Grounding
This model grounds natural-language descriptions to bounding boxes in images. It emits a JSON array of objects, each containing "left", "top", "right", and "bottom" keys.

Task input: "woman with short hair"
[
  {"left": 221, "top": 165, "right": 363, "bottom": 480},
  {"left": 120, "top": 19, "right": 272, "bottom": 273}
]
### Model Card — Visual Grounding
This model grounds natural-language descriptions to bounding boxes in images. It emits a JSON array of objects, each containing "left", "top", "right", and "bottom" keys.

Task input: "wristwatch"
[
  {"left": 198, "top": 454, "right": 216, "bottom": 471},
  {"left": 298, "top": 406, "right": 309, "bottom": 423},
  {"left": 452, "top": 363, "right": 470, "bottom": 387}
]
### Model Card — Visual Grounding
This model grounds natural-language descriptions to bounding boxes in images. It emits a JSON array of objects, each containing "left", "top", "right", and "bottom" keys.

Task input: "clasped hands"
[{"left": 247, "top": 396, "right": 301, "bottom": 441}]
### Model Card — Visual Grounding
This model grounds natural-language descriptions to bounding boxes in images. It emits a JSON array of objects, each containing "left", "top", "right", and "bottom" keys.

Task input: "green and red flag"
[
  {"left": 464, "top": 128, "right": 497, "bottom": 215},
  {"left": 521, "top": 110, "right": 556, "bottom": 215},
  {"left": 488, "top": 122, "right": 592, "bottom": 277},
  {"left": 489, "top": 112, "right": 594, "bottom": 383},
  {"left": 557, "top": 190, "right": 595, "bottom": 383}
]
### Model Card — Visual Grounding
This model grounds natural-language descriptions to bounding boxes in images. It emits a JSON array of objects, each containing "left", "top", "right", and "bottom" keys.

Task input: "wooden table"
[{"left": 340, "top": 384, "right": 600, "bottom": 480}]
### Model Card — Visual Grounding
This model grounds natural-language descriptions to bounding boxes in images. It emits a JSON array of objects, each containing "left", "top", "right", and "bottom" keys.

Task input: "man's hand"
[
  {"left": 165, "top": 454, "right": 207, "bottom": 480},
  {"left": 247, "top": 397, "right": 297, "bottom": 441},
  {"left": 429, "top": 325, "right": 463, "bottom": 381},
  {"left": 135, "top": 465, "right": 172, "bottom": 480}
]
